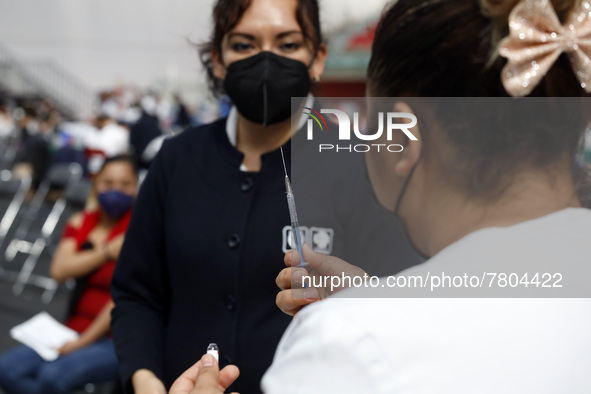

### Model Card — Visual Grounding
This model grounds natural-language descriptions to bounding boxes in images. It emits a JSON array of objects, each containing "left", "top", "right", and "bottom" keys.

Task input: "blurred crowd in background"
[{"left": 0, "top": 89, "right": 231, "bottom": 185}]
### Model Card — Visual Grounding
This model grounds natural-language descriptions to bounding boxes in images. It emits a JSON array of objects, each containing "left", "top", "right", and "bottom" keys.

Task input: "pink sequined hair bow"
[{"left": 499, "top": 0, "right": 591, "bottom": 96}]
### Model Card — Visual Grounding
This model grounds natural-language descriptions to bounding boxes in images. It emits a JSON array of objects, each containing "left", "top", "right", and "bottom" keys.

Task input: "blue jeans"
[{"left": 0, "top": 338, "right": 119, "bottom": 394}]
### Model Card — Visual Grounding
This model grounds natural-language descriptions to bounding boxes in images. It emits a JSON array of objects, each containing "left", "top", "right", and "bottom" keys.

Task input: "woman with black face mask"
[
  {"left": 110, "top": 0, "right": 421, "bottom": 393},
  {"left": 109, "top": 2, "right": 325, "bottom": 393},
  {"left": 0, "top": 155, "right": 137, "bottom": 394}
]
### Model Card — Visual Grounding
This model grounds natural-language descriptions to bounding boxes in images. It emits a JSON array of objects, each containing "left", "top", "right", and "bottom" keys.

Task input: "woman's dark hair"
[
  {"left": 199, "top": 0, "right": 323, "bottom": 96},
  {"left": 368, "top": 0, "right": 585, "bottom": 98},
  {"left": 367, "top": 0, "right": 590, "bottom": 203},
  {"left": 98, "top": 155, "right": 139, "bottom": 179}
]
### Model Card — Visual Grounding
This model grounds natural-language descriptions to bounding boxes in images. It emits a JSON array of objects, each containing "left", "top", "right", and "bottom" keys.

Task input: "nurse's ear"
[
  {"left": 212, "top": 49, "right": 226, "bottom": 80},
  {"left": 392, "top": 101, "right": 422, "bottom": 178}
]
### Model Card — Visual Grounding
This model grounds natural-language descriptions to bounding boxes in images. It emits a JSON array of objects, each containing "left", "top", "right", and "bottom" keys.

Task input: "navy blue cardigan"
[{"left": 110, "top": 117, "right": 420, "bottom": 393}]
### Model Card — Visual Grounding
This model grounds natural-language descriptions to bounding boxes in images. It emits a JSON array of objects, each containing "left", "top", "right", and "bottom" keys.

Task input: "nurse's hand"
[
  {"left": 169, "top": 354, "right": 240, "bottom": 394},
  {"left": 132, "top": 370, "right": 166, "bottom": 394},
  {"left": 275, "top": 244, "right": 366, "bottom": 316}
]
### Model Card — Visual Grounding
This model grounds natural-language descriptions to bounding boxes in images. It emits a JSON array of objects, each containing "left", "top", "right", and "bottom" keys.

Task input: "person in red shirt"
[{"left": 0, "top": 155, "right": 138, "bottom": 394}]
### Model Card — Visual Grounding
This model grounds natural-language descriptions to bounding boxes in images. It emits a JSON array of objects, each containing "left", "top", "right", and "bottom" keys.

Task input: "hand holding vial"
[{"left": 169, "top": 344, "right": 239, "bottom": 394}]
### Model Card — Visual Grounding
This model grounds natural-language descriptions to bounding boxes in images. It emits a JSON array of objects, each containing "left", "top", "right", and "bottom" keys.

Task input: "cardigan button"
[
  {"left": 221, "top": 354, "right": 233, "bottom": 364},
  {"left": 227, "top": 234, "right": 240, "bottom": 249},
  {"left": 225, "top": 294, "right": 237, "bottom": 311},
  {"left": 241, "top": 177, "right": 254, "bottom": 192}
]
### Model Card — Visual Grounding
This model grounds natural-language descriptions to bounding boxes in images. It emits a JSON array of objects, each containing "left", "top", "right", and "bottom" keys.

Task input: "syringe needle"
[{"left": 280, "top": 146, "right": 288, "bottom": 177}]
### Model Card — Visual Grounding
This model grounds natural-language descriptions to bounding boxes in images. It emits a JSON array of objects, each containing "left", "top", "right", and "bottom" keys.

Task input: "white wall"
[{"left": 0, "top": 0, "right": 389, "bottom": 95}]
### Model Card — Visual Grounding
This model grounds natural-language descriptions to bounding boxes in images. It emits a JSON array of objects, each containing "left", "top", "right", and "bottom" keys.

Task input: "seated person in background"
[
  {"left": 129, "top": 94, "right": 164, "bottom": 170},
  {"left": 0, "top": 99, "right": 15, "bottom": 139},
  {"left": 84, "top": 114, "right": 130, "bottom": 175},
  {"left": 0, "top": 155, "right": 138, "bottom": 394},
  {"left": 12, "top": 107, "right": 52, "bottom": 188}
]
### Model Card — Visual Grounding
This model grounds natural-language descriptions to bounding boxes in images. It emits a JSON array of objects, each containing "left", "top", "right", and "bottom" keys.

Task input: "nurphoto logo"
[{"left": 306, "top": 108, "right": 418, "bottom": 153}]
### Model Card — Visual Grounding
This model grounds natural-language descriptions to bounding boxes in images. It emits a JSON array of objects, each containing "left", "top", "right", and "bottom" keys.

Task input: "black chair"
[
  {"left": 10, "top": 177, "right": 90, "bottom": 303},
  {"left": 5, "top": 163, "right": 83, "bottom": 263},
  {"left": 0, "top": 130, "right": 20, "bottom": 171},
  {"left": 0, "top": 171, "right": 31, "bottom": 274}
]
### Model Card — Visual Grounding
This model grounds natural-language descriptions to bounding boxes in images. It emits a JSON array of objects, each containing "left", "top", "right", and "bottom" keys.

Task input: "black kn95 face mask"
[{"left": 223, "top": 51, "right": 311, "bottom": 126}]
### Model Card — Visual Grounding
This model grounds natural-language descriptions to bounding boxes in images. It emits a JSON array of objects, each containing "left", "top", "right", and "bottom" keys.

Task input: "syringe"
[{"left": 280, "top": 147, "right": 308, "bottom": 278}]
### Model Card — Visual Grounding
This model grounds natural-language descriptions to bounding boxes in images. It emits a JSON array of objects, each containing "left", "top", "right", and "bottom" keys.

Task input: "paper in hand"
[{"left": 10, "top": 312, "right": 79, "bottom": 361}]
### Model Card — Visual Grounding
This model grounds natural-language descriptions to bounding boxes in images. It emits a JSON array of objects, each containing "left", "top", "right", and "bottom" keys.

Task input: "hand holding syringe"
[{"left": 276, "top": 147, "right": 367, "bottom": 315}]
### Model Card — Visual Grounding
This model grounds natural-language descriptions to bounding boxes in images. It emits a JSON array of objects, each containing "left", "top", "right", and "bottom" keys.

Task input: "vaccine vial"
[{"left": 207, "top": 343, "right": 219, "bottom": 363}]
